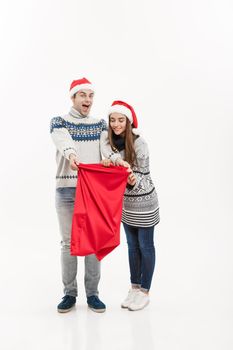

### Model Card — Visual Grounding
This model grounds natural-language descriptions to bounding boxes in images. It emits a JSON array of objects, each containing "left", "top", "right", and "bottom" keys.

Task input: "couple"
[{"left": 50, "top": 77, "right": 160, "bottom": 314}]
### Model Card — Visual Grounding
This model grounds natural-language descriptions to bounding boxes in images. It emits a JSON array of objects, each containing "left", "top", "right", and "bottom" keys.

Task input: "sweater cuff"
[
  {"left": 108, "top": 153, "right": 121, "bottom": 165},
  {"left": 63, "top": 147, "right": 77, "bottom": 160},
  {"left": 126, "top": 183, "right": 135, "bottom": 190}
]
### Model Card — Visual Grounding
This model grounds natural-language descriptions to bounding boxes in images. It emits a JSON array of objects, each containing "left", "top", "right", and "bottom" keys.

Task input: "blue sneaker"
[
  {"left": 57, "top": 295, "right": 76, "bottom": 313},
  {"left": 87, "top": 295, "right": 106, "bottom": 313}
]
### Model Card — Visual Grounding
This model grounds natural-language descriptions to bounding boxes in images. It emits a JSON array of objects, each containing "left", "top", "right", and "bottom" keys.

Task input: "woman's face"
[{"left": 109, "top": 113, "right": 127, "bottom": 136}]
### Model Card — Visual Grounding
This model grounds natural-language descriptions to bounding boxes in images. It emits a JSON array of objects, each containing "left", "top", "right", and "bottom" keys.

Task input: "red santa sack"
[{"left": 71, "top": 163, "right": 128, "bottom": 260}]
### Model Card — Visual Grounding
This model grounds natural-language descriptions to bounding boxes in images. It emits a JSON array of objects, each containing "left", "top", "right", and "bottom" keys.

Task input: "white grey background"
[{"left": 0, "top": 0, "right": 232, "bottom": 349}]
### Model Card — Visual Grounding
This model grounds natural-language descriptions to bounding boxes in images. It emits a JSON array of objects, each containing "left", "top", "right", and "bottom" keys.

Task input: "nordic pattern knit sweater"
[
  {"left": 50, "top": 107, "right": 107, "bottom": 188},
  {"left": 100, "top": 131, "right": 160, "bottom": 227}
]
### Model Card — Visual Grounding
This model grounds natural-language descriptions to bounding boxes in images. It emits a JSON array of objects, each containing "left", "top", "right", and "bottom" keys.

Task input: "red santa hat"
[
  {"left": 70, "top": 77, "right": 94, "bottom": 97},
  {"left": 108, "top": 100, "right": 140, "bottom": 135}
]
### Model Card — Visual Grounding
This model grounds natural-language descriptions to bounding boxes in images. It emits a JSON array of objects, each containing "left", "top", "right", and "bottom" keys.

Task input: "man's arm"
[
  {"left": 50, "top": 116, "right": 79, "bottom": 169},
  {"left": 69, "top": 153, "right": 79, "bottom": 170}
]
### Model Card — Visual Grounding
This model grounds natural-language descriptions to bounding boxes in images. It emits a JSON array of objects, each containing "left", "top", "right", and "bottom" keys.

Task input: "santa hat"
[
  {"left": 70, "top": 77, "right": 94, "bottom": 97},
  {"left": 108, "top": 100, "right": 140, "bottom": 135}
]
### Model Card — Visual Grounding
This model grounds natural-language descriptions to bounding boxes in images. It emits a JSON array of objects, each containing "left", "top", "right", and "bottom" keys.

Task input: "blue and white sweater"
[{"left": 50, "top": 107, "right": 107, "bottom": 188}]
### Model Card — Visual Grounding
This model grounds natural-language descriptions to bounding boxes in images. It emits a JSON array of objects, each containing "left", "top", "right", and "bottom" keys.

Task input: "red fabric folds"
[{"left": 71, "top": 163, "right": 128, "bottom": 260}]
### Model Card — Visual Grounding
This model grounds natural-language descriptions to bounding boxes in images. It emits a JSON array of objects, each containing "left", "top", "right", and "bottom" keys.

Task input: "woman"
[{"left": 101, "top": 100, "right": 160, "bottom": 311}]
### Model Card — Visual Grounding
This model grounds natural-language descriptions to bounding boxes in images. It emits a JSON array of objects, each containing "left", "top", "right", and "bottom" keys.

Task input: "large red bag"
[{"left": 71, "top": 163, "right": 128, "bottom": 260}]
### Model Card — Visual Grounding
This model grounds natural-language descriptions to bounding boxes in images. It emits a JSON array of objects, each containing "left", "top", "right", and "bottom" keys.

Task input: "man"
[{"left": 50, "top": 77, "right": 107, "bottom": 313}]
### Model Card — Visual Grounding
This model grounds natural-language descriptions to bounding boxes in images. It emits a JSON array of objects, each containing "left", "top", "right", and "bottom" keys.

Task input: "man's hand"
[
  {"left": 127, "top": 172, "right": 136, "bottom": 186},
  {"left": 69, "top": 154, "right": 79, "bottom": 171}
]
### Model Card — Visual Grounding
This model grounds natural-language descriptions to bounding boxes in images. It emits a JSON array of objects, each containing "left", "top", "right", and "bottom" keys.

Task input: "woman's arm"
[
  {"left": 100, "top": 130, "right": 122, "bottom": 164},
  {"left": 127, "top": 137, "right": 150, "bottom": 190}
]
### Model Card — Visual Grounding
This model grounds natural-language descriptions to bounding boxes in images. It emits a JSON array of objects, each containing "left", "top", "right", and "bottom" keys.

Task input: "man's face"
[{"left": 71, "top": 89, "right": 94, "bottom": 116}]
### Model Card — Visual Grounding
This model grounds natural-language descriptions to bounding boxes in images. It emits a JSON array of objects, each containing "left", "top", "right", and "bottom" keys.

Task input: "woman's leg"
[
  {"left": 123, "top": 223, "right": 141, "bottom": 287},
  {"left": 138, "top": 226, "right": 155, "bottom": 292}
]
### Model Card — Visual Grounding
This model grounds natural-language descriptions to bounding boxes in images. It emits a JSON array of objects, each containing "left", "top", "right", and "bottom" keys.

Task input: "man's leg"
[
  {"left": 55, "top": 187, "right": 77, "bottom": 297},
  {"left": 84, "top": 254, "right": 100, "bottom": 297},
  {"left": 85, "top": 255, "right": 106, "bottom": 312}
]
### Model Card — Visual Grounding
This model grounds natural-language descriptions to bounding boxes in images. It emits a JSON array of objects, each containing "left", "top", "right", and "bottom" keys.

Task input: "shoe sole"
[
  {"left": 88, "top": 306, "right": 106, "bottom": 313},
  {"left": 121, "top": 305, "right": 129, "bottom": 309},
  {"left": 128, "top": 300, "right": 149, "bottom": 311},
  {"left": 57, "top": 305, "right": 75, "bottom": 313}
]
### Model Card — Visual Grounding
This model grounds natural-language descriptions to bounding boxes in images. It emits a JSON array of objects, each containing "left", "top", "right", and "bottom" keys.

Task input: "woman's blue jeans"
[{"left": 123, "top": 223, "right": 156, "bottom": 291}]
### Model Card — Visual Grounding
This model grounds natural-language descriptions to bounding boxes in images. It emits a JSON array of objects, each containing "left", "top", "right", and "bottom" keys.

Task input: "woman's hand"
[
  {"left": 101, "top": 159, "right": 112, "bottom": 167},
  {"left": 69, "top": 154, "right": 79, "bottom": 170},
  {"left": 127, "top": 172, "right": 136, "bottom": 186},
  {"left": 116, "top": 158, "right": 130, "bottom": 169},
  {"left": 115, "top": 159, "right": 132, "bottom": 173}
]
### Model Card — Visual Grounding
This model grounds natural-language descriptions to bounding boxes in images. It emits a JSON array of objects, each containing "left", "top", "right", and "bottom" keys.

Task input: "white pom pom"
[{"left": 132, "top": 128, "right": 141, "bottom": 135}]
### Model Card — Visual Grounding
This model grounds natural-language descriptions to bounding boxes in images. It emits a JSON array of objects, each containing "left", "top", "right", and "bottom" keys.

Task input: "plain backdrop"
[{"left": 0, "top": 1, "right": 232, "bottom": 349}]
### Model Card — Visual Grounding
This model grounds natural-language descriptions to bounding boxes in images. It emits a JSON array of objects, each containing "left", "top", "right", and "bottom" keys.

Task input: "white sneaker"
[
  {"left": 128, "top": 290, "right": 149, "bottom": 311},
  {"left": 121, "top": 288, "right": 139, "bottom": 308}
]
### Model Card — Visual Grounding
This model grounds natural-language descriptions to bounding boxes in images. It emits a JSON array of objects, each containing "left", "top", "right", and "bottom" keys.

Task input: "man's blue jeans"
[
  {"left": 55, "top": 187, "right": 100, "bottom": 297},
  {"left": 123, "top": 223, "right": 156, "bottom": 291}
]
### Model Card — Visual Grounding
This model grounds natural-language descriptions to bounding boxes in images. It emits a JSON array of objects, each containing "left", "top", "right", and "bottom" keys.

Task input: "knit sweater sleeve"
[
  {"left": 100, "top": 130, "right": 122, "bottom": 163},
  {"left": 129, "top": 137, "right": 150, "bottom": 191},
  {"left": 100, "top": 118, "right": 108, "bottom": 132},
  {"left": 50, "top": 117, "right": 77, "bottom": 160},
  {"left": 134, "top": 137, "right": 149, "bottom": 160}
]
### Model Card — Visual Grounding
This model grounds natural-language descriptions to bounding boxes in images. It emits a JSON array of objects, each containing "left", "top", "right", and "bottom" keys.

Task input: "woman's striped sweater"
[{"left": 100, "top": 131, "right": 160, "bottom": 227}]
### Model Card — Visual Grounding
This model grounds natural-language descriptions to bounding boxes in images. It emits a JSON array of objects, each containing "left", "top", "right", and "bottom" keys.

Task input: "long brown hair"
[{"left": 108, "top": 117, "right": 137, "bottom": 167}]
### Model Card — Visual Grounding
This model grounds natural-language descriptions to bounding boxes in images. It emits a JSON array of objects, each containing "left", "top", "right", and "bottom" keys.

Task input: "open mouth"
[{"left": 82, "top": 104, "right": 90, "bottom": 110}]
